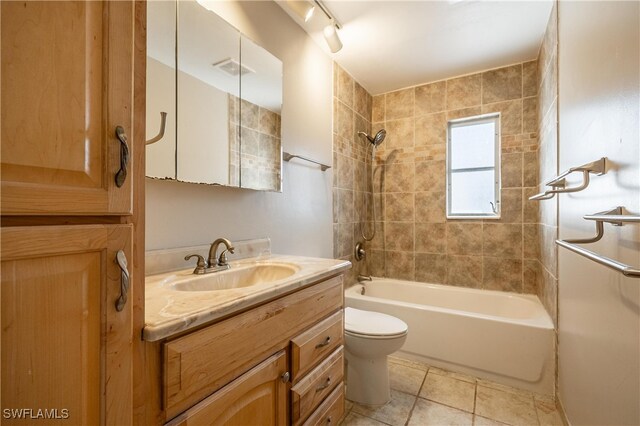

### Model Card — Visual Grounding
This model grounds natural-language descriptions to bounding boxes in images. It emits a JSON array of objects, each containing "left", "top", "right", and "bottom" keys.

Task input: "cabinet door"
[
  {"left": 1, "top": 1, "right": 133, "bottom": 215},
  {"left": 167, "top": 351, "right": 288, "bottom": 426},
  {"left": 1, "top": 225, "right": 133, "bottom": 425}
]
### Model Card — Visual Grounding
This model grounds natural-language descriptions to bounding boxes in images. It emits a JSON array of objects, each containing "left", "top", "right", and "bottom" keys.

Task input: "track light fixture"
[
  {"left": 323, "top": 23, "right": 343, "bottom": 53},
  {"left": 314, "top": 1, "right": 343, "bottom": 53},
  {"left": 286, "top": 0, "right": 316, "bottom": 22}
]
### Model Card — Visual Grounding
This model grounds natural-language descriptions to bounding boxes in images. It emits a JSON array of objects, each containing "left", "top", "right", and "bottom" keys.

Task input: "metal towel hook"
[
  {"left": 529, "top": 157, "right": 607, "bottom": 201},
  {"left": 146, "top": 112, "right": 167, "bottom": 145}
]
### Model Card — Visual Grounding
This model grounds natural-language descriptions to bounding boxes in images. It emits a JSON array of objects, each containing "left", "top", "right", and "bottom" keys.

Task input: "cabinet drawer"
[
  {"left": 164, "top": 276, "right": 343, "bottom": 420},
  {"left": 302, "top": 383, "right": 344, "bottom": 426},
  {"left": 291, "top": 310, "right": 343, "bottom": 381},
  {"left": 291, "top": 347, "right": 344, "bottom": 425}
]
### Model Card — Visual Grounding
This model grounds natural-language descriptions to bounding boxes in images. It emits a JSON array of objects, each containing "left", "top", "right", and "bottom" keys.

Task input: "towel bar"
[
  {"left": 556, "top": 206, "right": 640, "bottom": 278},
  {"left": 283, "top": 152, "right": 331, "bottom": 171}
]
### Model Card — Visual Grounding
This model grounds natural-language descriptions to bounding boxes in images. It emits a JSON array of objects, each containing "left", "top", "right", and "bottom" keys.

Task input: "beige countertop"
[{"left": 144, "top": 254, "right": 351, "bottom": 341}]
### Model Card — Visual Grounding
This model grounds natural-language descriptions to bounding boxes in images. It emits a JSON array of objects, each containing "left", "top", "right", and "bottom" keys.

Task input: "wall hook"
[{"left": 146, "top": 112, "right": 167, "bottom": 145}]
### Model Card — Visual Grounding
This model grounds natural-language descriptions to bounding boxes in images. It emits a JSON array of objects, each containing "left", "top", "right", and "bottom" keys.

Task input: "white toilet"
[{"left": 344, "top": 307, "right": 408, "bottom": 406}]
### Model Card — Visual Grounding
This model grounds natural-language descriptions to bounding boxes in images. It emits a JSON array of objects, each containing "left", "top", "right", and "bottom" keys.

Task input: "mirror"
[
  {"left": 236, "top": 36, "right": 283, "bottom": 191},
  {"left": 177, "top": 0, "right": 240, "bottom": 186},
  {"left": 146, "top": 0, "right": 176, "bottom": 179},
  {"left": 146, "top": 0, "right": 283, "bottom": 192}
]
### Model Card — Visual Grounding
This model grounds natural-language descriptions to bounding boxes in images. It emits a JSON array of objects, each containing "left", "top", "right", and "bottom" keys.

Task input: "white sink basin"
[{"left": 167, "top": 263, "right": 299, "bottom": 291}]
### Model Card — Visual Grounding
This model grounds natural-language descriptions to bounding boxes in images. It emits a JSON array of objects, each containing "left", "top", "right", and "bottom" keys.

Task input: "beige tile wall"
[
  {"left": 367, "top": 62, "right": 540, "bottom": 293},
  {"left": 229, "top": 95, "right": 282, "bottom": 190},
  {"left": 332, "top": 64, "right": 373, "bottom": 285},
  {"left": 535, "top": 3, "right": 559, "bottom": 324}
]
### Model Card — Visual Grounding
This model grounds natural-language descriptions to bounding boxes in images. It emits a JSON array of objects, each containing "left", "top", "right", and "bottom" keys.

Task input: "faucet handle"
[
  {"left": 184, "top": 254, "right": 207, "bottom": 274},
  {"left": 217, "top": 247, "right": 234, "bottom": 267}
]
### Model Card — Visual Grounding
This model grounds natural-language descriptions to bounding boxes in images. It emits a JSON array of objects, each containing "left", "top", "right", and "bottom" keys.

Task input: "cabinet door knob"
[
  {"left": 326, "top": 416, "right": 332, "bottom": 424},
  {"left": 115, "top": 250, "right": 129, "bottom": 311},
  {"left": 115, "top": 126, "right": 129, "bottom": 188},
  {"left": 281, "top": 371, "right": 290, "bottom": 383},
  {"left": 315, "top": 336, "right": 331, "bottom": 348}
]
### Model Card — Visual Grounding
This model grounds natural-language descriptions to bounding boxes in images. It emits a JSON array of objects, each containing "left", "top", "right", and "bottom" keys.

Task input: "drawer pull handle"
[
  {"left": 281, "top": 371, "right": 290, "bottom": 383},
  {"left": 115, "top": 126, "right": 129, "bottom": 188},
  {"left": 326, "top": 416, "right": 332, "bottom": 424},
  {"left": 315, "top": 336, "right": 331, "bottom": 348},
  {"left": 115, "top": 250, "right": 129, "bottom": 311},
  {"left": 316, "top": 377, "right": 331, "bottom": 392}
]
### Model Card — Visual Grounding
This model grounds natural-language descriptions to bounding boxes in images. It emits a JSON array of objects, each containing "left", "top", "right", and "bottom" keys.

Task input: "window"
[{"left": 446, "top": 114, "right": 500, "bottom": 218}]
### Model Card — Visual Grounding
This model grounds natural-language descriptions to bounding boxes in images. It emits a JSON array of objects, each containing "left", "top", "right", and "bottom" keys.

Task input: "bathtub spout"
[{"left": 357, "top": 274, "right": 372, "bottom": 283}]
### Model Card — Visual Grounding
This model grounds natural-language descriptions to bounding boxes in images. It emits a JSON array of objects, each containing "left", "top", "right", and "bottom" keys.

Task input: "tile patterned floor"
[{"left": 340, "top": 357, "right": 565, "bottom": 426}]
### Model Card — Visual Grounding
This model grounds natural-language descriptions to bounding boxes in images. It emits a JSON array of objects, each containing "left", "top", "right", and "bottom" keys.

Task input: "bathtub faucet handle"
[{"left": 355, "top": 241, "right": 366, "bottom": 261}]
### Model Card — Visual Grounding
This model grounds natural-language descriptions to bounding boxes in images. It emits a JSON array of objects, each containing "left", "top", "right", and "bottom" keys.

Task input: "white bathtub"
[{"left": 345, "top": 278, "right": 555, "bottom": 394}]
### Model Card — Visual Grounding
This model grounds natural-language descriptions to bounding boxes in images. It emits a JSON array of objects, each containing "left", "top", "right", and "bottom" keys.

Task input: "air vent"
[{"left": 212, "top": 58, "right": 254, "bottom": 76}]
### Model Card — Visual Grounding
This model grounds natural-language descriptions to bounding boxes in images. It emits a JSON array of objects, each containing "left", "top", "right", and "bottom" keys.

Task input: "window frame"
[{"left": 446, "top": 113, "right": 501, "bottom": 219}]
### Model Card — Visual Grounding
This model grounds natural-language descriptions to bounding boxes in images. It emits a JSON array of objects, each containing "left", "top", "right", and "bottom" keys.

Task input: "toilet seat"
[{"left": 345, "top": 307, "right": 408, "bottom": 338}]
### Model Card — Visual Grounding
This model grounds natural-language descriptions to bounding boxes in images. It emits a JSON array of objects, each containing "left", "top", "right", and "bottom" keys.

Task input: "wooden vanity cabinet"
[
  {"left": 1, "top": 1, "right": 134, "bottom": 216},
  {"left": 1, "top": 225, "right": 134, "bottom": 425},
  {"left": 1, "top": 1, "right": 145, "bottom": 425},
  {"left": 148, "top": 274, "right": 346, "bottom": 426}
]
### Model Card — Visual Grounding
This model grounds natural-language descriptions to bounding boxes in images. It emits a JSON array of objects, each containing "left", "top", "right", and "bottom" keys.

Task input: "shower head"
[{"left": 358, "top": 129, "right": 386, "bottom": 147}]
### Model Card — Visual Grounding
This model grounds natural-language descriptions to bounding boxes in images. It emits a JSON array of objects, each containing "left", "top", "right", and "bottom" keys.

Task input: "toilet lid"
[{"left": 344, "top": 307, "right": 408, "bottom": 337}]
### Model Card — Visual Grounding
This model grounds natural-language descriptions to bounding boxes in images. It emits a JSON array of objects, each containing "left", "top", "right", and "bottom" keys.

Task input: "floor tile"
[
  {"left": 473, "top": 415, "right": 510, "bottom": 425},
  {"left": 408, "top": 399, "right": 473, "bottom": 426},
  {"left": 351, "top": 389, "right": 416, "bottom": 426},
  {"left": 389, "top": 355, "right": 430, "bottom": 371},
  {"left": 420, "top": 371, "right": 476, "bottom": 413},
  {"left": 476, "top": 378, "right": 533, "bottom": 398},
  {"left": 429, "top": 367, "right": 477, "bottom": 384},
  {"left": 475, "top": 385, "right": 538, "bottom": 425},
  {"left": 534, "top": 395, "right": 564, "bottom": 426},
  {"left": 340, "top": 411, "right": 390, "bottom": 426},
  {"left": 345, "top": 399, "right": 354, "bottom": 412},
  {"left": 341, "top": 399, "right": 354, "bottom": 424},
  {"left": 389, "top": 361, "right": 427, "bottom": 395}
]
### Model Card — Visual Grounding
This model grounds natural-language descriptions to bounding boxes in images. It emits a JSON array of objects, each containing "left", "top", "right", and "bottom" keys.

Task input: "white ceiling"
[{"left": 278, "top": 0, "right": 554, "bottom": 95}]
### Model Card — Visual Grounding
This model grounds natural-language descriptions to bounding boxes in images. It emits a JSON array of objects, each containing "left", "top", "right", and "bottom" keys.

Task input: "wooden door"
[
  {"left": 167, "top": 351, "right": 288, "bottom": 426},
  {"left": 1, "top": 225, "right": 133, "bottom": 425},
  {"left": 1, "top": 1, "right": 134, "bottom": 215}
]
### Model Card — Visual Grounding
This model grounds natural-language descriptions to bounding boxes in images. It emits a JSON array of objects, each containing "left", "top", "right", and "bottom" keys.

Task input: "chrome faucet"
[
  {"left": 208, "top": 238, "right": 235, "bottom": 268},
  {"left": 184, "top": 238, "right": 235, "bottom": 275}
]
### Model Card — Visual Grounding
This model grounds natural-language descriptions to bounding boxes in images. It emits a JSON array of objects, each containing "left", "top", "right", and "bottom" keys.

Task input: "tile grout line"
[
  {"left": 404, "top": 366, "right": 430, "bottom": 426},
  {"left": 473, "top": 378, "right": 478, "bottom": 416},
  {"left": 416, "top": 371, "right": 478, "bottom": 417},
  {"left": 532, "top": 394, "right": 542, "bottom": 426}
]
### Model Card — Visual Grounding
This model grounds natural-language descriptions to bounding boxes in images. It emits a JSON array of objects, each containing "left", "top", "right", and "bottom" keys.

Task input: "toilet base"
[{"left": 345, "top": 351, "right": 391, "bottom": 406}]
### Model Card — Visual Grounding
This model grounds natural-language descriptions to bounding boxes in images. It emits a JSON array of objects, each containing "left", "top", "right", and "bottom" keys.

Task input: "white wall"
[
  {"left": 146, "top": 0, "right": 334, "bottom": 258},
  {"left": 557, "top": 2, "right": 639, "bottom": 424}
]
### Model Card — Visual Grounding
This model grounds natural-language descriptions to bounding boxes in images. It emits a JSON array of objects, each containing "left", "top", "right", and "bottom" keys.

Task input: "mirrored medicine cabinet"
[{"left": 146, "top": 0, "right": 283, "bottom": 192}]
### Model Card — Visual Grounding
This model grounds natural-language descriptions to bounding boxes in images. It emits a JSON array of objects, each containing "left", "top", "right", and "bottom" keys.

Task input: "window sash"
[{"left": 446, "top": 113, "right": 501, "bottom": 219}]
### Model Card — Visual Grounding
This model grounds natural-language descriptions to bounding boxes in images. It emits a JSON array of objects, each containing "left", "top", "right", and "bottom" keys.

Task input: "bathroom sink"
[{"left": 168, "top": 263, "right": 299, "bottom": 291}]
